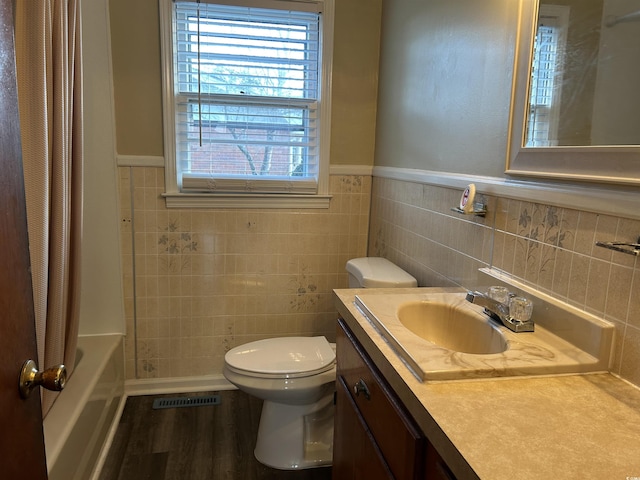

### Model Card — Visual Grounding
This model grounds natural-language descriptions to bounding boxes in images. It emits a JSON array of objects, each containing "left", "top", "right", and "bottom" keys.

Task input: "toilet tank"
[{"left": 346, "top": 257, "right": 417, "bottom": 288}]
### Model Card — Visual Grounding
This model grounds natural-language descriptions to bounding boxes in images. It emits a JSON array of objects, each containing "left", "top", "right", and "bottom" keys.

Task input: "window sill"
[{"left": 162, "top": 192, "right": 332, "bottom": 209}]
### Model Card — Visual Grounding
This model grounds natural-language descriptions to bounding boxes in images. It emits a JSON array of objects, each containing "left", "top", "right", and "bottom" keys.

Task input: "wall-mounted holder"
[
  {"left": 451, "top": 203, "right": 487, "bottom": 217},
  {"left": 451, "top": 183, "right": 487, "bottom": 216},
  {"left": 595, "top": 236, "right": 640, "bottom": 256}
]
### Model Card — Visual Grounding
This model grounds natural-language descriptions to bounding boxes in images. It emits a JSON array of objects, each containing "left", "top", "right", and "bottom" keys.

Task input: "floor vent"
[{"left": 152, "top": 395, "right": 221, "bottom": 410}]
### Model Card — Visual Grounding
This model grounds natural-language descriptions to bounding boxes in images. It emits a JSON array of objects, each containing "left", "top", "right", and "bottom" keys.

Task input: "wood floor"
[{"left": 99, "top": 390, "right": 333, "bottom": 480}]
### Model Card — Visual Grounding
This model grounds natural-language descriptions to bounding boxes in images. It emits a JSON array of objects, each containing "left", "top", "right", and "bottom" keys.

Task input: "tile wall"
[
  {"left": 118, "top": 169, "right": 640, "bottom": 387},
  {"left": 118, "top": 167, "right": 371, "bottom": 379},
  {"left": 369, "top": 176, "right": 640, "bottom": 387}
]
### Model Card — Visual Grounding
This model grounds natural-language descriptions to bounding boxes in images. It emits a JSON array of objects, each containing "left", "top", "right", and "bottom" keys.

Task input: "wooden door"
[{"left": 0, "top": 0, "right": 48, "bottom": 477}]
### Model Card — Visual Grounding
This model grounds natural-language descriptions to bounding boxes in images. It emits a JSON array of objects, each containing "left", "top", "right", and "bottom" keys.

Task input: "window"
[
  {"left": 526, "top": 5, "right": 569, "bottom": 147},
  {"left": 160, "top": 0, "right": 333, "bottom": 207}
]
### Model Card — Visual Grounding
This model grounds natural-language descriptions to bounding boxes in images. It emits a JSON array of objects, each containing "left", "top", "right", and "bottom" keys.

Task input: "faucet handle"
[
  {"left": 509, "top": 296, "right": 533, "bottom": 323},
  {"left": 488, "top": 286, "right": 510, "bottom": 304}
]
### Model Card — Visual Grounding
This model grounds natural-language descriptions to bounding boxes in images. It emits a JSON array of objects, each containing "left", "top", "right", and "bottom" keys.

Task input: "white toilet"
[{"left": 223, "top": 257, "right": 417, "bottom": 470}]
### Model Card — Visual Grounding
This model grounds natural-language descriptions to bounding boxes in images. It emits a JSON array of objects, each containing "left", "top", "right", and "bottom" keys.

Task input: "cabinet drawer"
[{"left": 337, "top": 319, "right": 425, "bottom": 480}]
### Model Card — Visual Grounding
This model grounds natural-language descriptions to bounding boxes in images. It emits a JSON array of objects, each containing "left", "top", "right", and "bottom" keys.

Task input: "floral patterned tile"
[{"left": 120, "top": 173, "right": 640, "bottom": 385}]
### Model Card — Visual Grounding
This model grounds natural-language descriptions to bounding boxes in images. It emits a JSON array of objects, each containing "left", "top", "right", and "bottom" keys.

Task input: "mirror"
[{"left": 506, "top": 0, "right": 640, "bottom": 185}]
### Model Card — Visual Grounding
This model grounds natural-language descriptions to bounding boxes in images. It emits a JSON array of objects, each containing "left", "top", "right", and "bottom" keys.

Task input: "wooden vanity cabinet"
[{"left": 333, "top": 319, "right": 457, "bottom": 480}]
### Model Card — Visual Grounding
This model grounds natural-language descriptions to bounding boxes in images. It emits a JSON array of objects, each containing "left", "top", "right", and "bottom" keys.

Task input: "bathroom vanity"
[{"left": 333, "top": 287, "right": 640, "bottom": 479}]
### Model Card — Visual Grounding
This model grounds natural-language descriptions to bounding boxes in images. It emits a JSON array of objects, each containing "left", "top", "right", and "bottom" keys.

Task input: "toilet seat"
[
  {"left": 224, "top": 362, "right": 335, "bottom": 380},
  {"left": 225, "top": 336, "right": 336, "bottom": 379}
]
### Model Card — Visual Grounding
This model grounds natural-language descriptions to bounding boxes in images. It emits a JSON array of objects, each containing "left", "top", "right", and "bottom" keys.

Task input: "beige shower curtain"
[{"left": 14, "top": 0, "right": 83, "bottom": 417}]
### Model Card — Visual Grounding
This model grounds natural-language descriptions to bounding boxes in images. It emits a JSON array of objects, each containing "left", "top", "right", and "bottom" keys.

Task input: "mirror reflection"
[{"left": 525, "top": 0, "right": 640, "bottom": 147}]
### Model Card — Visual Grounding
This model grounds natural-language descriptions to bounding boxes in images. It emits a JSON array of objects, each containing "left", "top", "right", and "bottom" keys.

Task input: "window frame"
[{"left": 159, "top": 0, "right": 334, "bottom": 208}]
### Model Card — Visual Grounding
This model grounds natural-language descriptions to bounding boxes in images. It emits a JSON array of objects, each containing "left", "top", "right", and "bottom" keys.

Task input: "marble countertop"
[{"left": 334, "top": 287, "right": 640, "bottom": 480}]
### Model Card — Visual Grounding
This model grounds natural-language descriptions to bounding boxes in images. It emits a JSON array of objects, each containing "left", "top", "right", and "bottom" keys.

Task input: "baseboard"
[{"left": 124, "top": 374, "right": 237, "bottom": 396}]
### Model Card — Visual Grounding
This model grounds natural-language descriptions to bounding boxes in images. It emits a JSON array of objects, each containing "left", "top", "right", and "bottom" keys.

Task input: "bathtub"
[{"left": 43, "top": 334, "right": 124, "bottom": 480}]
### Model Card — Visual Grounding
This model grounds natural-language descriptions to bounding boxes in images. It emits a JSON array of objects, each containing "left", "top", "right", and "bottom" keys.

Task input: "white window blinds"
[
  {"left": 526, "top": 5, "right": 569, "bottom": 148},
  {"left": 172, "top": 0, "right": 322, "bottom": 194},
  {"left": 527, "top": 24, "right": 557, "bottom": 147}
]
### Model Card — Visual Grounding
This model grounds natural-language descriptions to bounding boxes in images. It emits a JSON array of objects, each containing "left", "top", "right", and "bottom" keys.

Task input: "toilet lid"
[{"left": 225, "top": 336, "right": 335, "bottom": 376}]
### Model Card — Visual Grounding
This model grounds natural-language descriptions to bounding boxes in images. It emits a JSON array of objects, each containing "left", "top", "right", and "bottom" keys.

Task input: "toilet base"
[{"left": 254, "top": 392, "right": 334, "bottom": 470}]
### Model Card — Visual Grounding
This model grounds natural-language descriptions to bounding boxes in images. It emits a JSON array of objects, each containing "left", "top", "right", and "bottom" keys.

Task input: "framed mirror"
[{"left": 506, "top": 0, "right": 640, "bottom": 185}]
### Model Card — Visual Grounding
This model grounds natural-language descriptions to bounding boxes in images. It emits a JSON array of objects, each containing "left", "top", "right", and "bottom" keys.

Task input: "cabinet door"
[
  {"left": 425, "top": 443, "right": 458, "bottom": 480},
  {"left": 335, "top": 319, "right": 426, "bottom": 480},
  {"left": 333, "top": 375, "right": 393, "bottom": 480}
]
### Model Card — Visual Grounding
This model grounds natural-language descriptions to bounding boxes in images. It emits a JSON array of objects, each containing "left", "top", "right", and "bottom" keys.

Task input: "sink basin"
[
  {"left": 352, "top": 290, "right": 613, "bottom": 382},
  {"left": 397, "top": 301, "right": 507, "bottom": 354}
]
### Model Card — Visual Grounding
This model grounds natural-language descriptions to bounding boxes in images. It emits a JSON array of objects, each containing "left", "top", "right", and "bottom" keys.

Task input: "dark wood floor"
[{"left": 99, "top": 390, "right": 333, "bottom": 480}]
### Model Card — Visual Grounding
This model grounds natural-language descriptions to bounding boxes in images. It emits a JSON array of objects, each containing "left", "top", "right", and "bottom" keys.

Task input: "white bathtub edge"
[
  {"left": 88, "top": 392, "right": 128, "bottom": 480},
  {"left": 43, "top": 334, "right": 123, "bottom": 469},
  {"left": 45, "top": 334, "right": 125, "bottom": 480}
]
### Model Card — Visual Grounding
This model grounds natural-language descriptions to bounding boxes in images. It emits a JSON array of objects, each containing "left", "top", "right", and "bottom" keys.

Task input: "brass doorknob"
[{"left": 19, "top": 359, "right": 67, "bottom": 399}]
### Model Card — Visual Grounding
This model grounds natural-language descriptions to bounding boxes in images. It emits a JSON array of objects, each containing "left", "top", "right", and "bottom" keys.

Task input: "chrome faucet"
[{"left": 465, "top": 289, "right": 534, "bottom": 333}]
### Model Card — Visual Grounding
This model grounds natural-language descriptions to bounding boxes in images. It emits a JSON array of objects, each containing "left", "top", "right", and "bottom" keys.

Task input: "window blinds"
[
  {"left": 173, "top": 1, "right": 322, "bottom": 194},
  {"left": 527, "top": 24, "right": 557, "bottom": 147}
]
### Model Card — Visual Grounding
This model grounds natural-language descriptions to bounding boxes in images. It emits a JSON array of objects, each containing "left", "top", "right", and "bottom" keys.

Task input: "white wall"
[
  {"left": 78, "top": 0, "right": 125, "bottom": 335},
  {"left": 374, "top": 0, "right": 519, "bottom": 177}
]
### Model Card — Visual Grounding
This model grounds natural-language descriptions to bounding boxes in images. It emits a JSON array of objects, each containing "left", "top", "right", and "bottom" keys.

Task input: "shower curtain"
[{"left": 14, "top": 0, "right": 83, "bottom": 417}]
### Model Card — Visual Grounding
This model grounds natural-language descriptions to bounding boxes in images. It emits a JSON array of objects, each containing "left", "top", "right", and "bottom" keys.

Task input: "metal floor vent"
[{"left": 152, "top": 395, "right": 221, "bottom": 410}]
